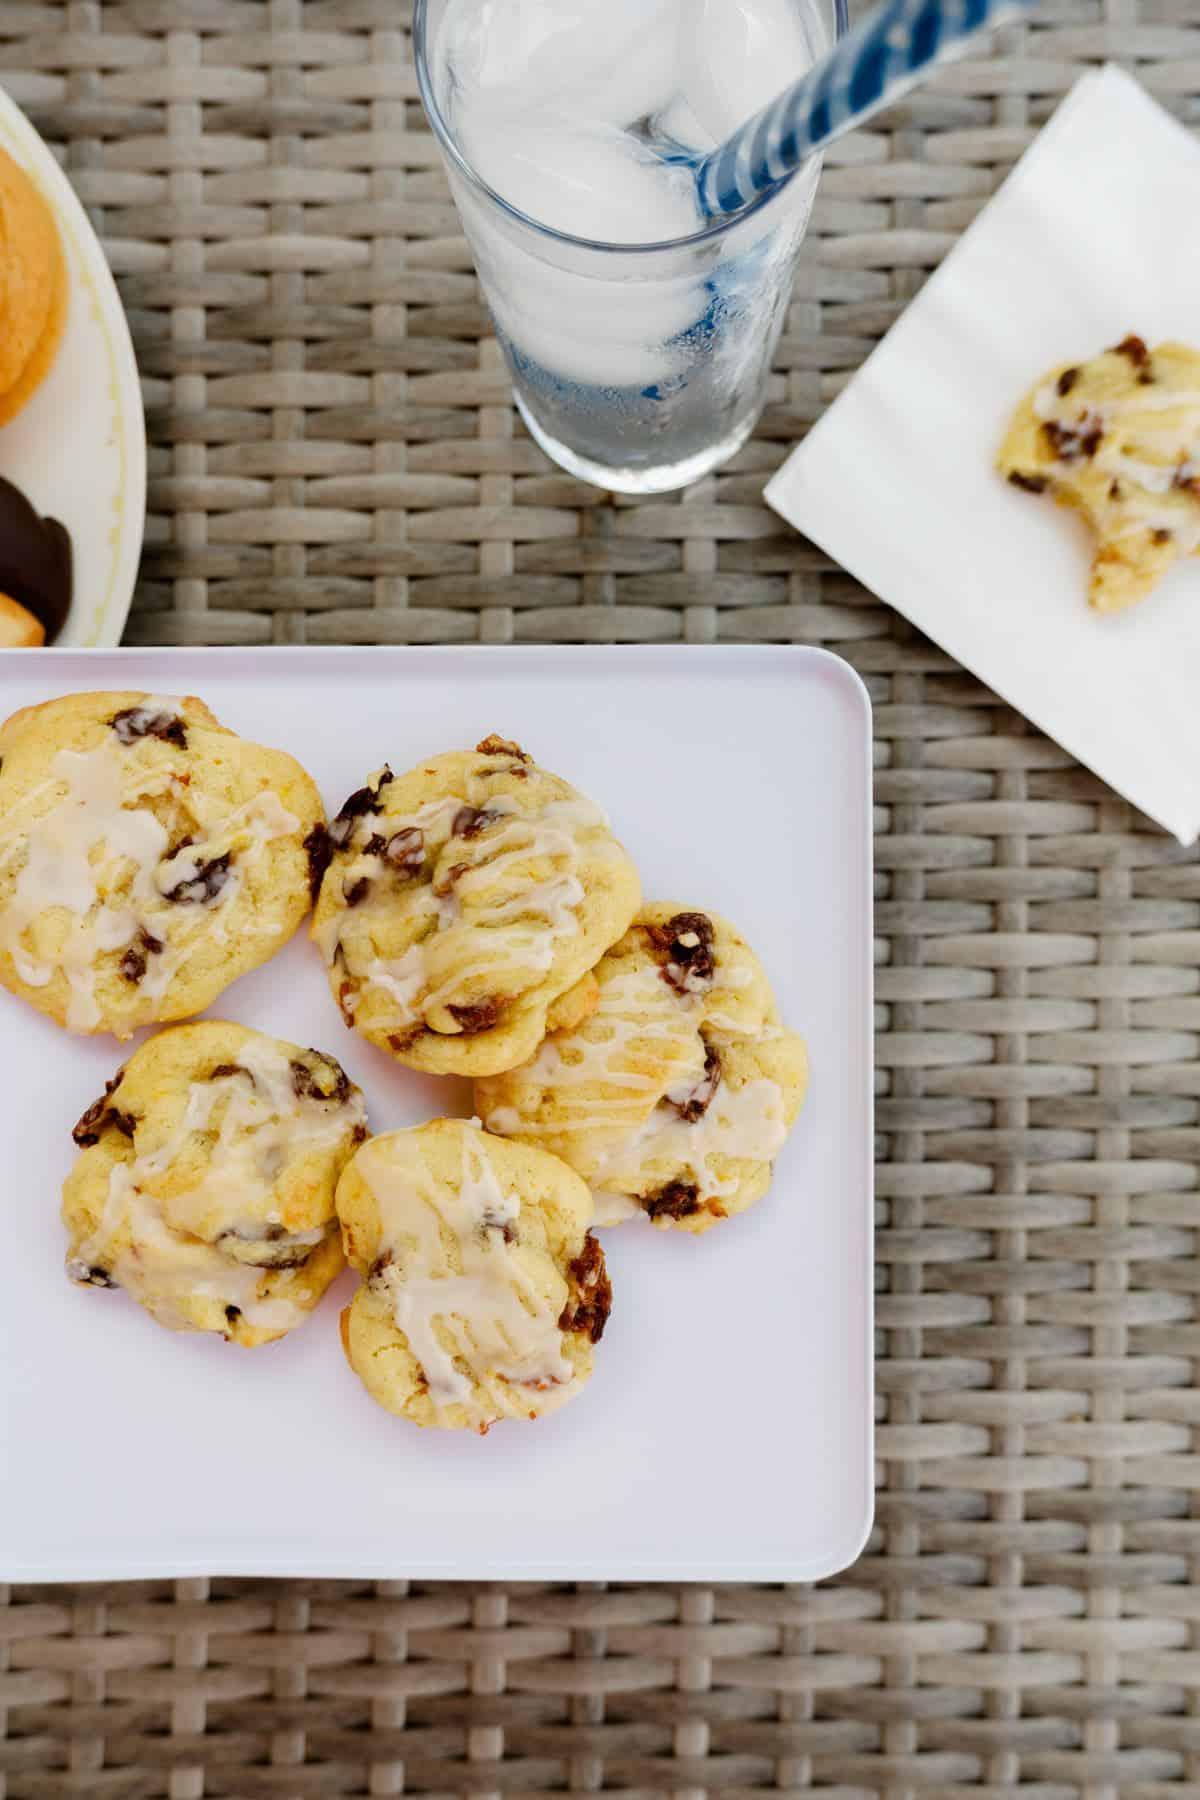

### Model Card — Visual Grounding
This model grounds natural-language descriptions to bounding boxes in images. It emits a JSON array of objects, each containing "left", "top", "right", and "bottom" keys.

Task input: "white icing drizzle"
[
  {"left": 481, "top": 957, "right": 788, "bottom": 1213},
  {"left": 589, "top": 1075, "right": 788, "bottom": 1199},
  {"left": 359, "top": 1132, "right": 575, "bottom": 1429},
  {"left": 73, "top": 1172, "right": 307, "bottom": 1334},
  {"left": 325, "top": 783, "right": 605, "bottom": 1035},
  {"left": 0, "top": 748, "right": 167, "bottom": 1027},
  {"left": 1110, "top": 508, "right": 1200, "bottom": 553},
  {"left": 1105, "top": 454, "right": 1179, "bottom": 496},
  {"left": 1104, "top": 388, "right": 1200, "bottom": 417},
  {"left": 1035, "top": 383, "right": 1200, "bottom": 423},
  {"left": 1029, "top": 364, "right": 1200, "bottom": 554},
  {"left": 484, "top": 962, "right": 700, "bottom": 1151},
  {"left": 356, "top": 942, "right": 427, "bottom": 1015},
  {"left": 71, "top": 1042, "right": 363, "bottom": 1333},
  {"left": 1032, "top": 384, "right": 1057, "bottom": 421},
  {"left": 0, "top": 736, "right": 300, "bottom": 1032}
]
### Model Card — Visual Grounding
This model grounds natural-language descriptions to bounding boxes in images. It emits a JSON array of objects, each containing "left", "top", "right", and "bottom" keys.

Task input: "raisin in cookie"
[
  {"left": 998, "top": 335, "right": 1200, "bottom": 612},
  {"left": 0, "top": 691, "right": 324, "bottom": 1036},
  {"left": 336, "top": 1118, "right": 611, "bottom": 1433},
  {"left": 476, "top": 905, "right": 808, "bottom": 1235},
  {"left": 62, "top": 1021, "right": 366, "bottom": 1346},
  {"left": 311, "top": 735, "right": 640, "bottom": 1077}
]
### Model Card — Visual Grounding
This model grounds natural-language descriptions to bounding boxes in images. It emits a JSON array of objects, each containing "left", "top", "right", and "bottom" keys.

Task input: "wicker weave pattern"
[{"left": 5, "top": 1, "right": 1200, "bottom": 1793}]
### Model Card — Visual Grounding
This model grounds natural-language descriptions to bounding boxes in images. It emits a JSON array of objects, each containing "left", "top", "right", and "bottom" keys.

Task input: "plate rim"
[
  {"left": 0, "top": 83, "right": 147, "bottom": 649},
  {"left": 0, "top": 642, "right": 876, "bottom": 1582}
]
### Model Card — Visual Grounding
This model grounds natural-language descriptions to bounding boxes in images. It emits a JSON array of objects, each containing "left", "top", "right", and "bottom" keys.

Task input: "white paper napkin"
[{"left": 766, "top": 66, "right": 1200, "bottom": 844}]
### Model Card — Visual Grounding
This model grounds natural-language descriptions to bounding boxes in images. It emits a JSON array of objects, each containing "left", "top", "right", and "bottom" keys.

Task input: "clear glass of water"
[{"left": 414, "top": 0, "right": 848, "bottom": 496}]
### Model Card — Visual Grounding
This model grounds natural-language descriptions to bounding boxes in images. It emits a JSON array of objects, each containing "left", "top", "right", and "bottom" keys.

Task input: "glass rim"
[{"left": 412, "top": 0, "right": 851, "bottom": 259}]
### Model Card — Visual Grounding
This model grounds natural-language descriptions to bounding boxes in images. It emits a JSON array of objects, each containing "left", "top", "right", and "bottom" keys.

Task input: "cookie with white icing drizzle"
[
  {"left": 311, "top": 735, "right": 640, "bottom": 1076},
  {"left": 336, "top": 1118, "right": 611, "bottom": 1433},
  {"left": 998, "top": 335, "right": 1200, "bottom": 612},
  {"left": 62, "top": 1020, "right": 367, "bottom": 1345},
  {"left": 0, "top": 690, "right": 324, "bottom": 1036},
  {"left": 475, "top": 904, "right": 808, "bottom": 1235}
]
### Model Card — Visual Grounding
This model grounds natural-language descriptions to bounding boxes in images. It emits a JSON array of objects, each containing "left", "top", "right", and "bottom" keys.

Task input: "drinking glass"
[{"left": 414, "top": 0, "right": 849, "bottom": 494}]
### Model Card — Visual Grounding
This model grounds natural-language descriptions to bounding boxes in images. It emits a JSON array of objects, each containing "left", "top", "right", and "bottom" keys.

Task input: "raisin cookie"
[
  {"left": 311, "top": 735, "right": 640, "bottom": 1077},
  {"left": 62, "top": 1021, "right": 366, "bottom": 1345},
  {"left": 0, "top": 691, "right": 323, "bottom": 1036},
  {"left": 476, "top": 905, "right": 808, "bottom": 1234},
  {"left": 336, "top": 1118, "right": 611, "bottom": 1433},
  {"left": 998, "top": 335, "right": 1200, "bottom": 612}
]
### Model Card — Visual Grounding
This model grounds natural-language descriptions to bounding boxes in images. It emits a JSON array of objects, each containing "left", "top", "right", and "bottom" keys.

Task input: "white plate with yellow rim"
[{"left": 0, "top": 83, "right": 145, "bottom": 648}]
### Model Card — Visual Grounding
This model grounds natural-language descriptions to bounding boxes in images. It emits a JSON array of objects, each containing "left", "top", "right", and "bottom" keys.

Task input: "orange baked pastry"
[{"left": 0, "top": 145, "right": 67, "bottom": 428}]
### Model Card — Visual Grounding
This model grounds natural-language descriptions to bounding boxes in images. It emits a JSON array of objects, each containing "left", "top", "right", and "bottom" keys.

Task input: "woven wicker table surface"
[{"left": 5, "top": 2, "right": 1200, "bottom": 1794}]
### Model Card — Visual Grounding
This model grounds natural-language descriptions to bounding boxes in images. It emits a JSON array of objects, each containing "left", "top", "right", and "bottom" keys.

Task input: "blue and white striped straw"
[{"left": 698, "top": 0, "right": 1037, "bottom": 220}]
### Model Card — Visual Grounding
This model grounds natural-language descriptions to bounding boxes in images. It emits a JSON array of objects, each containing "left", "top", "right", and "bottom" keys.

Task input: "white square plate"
[
  {"left": 767, "top": 66, "right": 1200, "bottom": 845},
  {"left": 0, "top": 646, "right": 873, "bottom": 1582}
]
